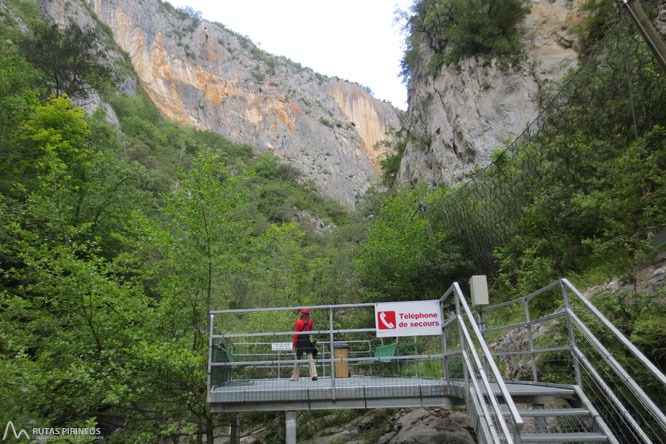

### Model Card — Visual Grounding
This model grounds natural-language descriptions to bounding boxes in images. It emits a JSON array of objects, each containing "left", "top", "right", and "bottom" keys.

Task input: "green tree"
[
  {"left": 20, "top": 22, "right": 111, "bottom": 98},
  {"left": 138, "top": 152, "right": 254, "bottom": 443},
  {"left": 356, "top": 186, "right": 470, "bottom": 302}
]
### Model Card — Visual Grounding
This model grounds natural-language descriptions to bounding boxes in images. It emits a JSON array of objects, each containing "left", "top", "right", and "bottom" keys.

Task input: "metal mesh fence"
[
  {"left": 479, "top": 279, "right": 666, "bottom": 443},
  {"left": 427, "top": 6, "right": 666, "bottom": 273},
  {"left": 208, "top": 305, "right": 450, "bottom": 408}
]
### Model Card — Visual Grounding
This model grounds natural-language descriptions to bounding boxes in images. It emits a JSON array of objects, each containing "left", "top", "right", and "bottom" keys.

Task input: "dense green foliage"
[
  {"left": 401, "top": 0, "right": 530, "bottom": 80},
  {"left": 2, "top": 1, "right": 666, "bottom": 442},
  {"left": 356, "top": 185, "right": 471, "bottom": 302},
  {"left": 0, "top": 25, "right": 359, "bottom": 442}
]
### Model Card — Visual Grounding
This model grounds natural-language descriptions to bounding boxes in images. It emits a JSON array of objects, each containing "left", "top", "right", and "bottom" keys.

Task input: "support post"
[
  {"left": 230, "top": 414, "right": 240, "bottom": 444},
  {"left": 455, "top": 291, "right": 470, "bottom": 405},
  {"left": 207, "top": 314, "right": 214, "bottom": 392},
  {"left": 523, "top": 298, "right": 538, "bottom": 382},
  {"left": 477, "top": 310, "right": 490, "bottom": 378},
  {"left": 533, "top": 404, "right": 546, "bottom": 433},
  {"left": 441, "top": 301, "right": 450, "bottom": 384},
  {"left": 285, "top": 411, "right": 297, "bottom": 444}
]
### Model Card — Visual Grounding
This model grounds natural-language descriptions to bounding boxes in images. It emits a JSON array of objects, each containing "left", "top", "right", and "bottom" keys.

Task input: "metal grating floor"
[{"left": 208, "top": 376, "right": 576, "bottom": 412}]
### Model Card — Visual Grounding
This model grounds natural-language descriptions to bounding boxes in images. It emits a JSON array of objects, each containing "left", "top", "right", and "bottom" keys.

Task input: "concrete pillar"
[{"left": 285, "top": 410, "right": 297, "bottom": 444}]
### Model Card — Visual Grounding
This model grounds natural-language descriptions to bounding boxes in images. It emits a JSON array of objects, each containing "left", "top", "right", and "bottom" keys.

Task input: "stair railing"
[
  {"left": 561, "top": 278, "right": 666, "bottom": 444},
  {"left": 476, "top": 278, "right": 666, "bottom": 444},
  {"left": 441, "top": 283, "right": 524, "bottom": 444}
]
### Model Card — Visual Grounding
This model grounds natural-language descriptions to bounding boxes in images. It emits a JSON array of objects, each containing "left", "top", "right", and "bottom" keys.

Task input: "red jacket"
[{"left": 293, "top": 318, "right": 313, "bottom": 348}]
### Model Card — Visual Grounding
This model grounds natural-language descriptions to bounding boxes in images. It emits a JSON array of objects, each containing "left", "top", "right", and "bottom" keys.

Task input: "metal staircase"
[{"left": 441, "top": 279, "right": 666, "bottom": 444}]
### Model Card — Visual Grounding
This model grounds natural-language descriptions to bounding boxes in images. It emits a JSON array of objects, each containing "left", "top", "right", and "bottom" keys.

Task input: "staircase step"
[
  {"left": 503, "top": 383, "right": 577, "bottom": 399},
  {"left": 520, "top": 432, "right": 607, "bottom": 443},
  {"left": 500, "top": 408, "right": 591, "bottom": 418}
]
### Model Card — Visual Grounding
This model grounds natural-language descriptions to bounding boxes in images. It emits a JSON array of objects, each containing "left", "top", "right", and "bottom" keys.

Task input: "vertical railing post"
[
  {"left": 329, "top": 306, "right": 336, "bottom": 398},
  {"left": 562, "top": 281, "right": 582, "bottom": 387},
  {"left": 477, "top": 310, "right": 490, "bottom": 378},
  {"left": 413, "top": 336, "right": 419, "bottom": 378},
  {"left": 230, "top": 414, "right": 240, "bottom": 444},
  {"left": 441, "top": 301, "right": 450, "bottom": 383},
  {"left": 523, "top": 297, "right": 538, "bottom": 382},
  {"left": 207, "top": 313, "right": 214, "bottom": 392},
  {"left": 285, "top": 410, "right": 297, "bottom": 444},
  {"left": 455, "top": 290, "right": 470, "bottom": 402}
]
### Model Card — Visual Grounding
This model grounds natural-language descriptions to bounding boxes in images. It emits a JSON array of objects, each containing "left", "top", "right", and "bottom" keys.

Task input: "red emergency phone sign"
[
  {"left": 374, "top": 300, "right": 442, "bottom": 337},
  {"left": 377, "top": 311, "right": 396, "bottom": 329}
]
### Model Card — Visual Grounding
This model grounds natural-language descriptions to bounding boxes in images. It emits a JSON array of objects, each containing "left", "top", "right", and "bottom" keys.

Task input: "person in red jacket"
[{"left": 291, "top": 308, "right": 318, "bottom": 381}]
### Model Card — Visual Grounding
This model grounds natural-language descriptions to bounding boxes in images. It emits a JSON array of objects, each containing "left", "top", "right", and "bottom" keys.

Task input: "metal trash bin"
[{"left": 334, "top": 342, "right": 349, "bottom": 378}]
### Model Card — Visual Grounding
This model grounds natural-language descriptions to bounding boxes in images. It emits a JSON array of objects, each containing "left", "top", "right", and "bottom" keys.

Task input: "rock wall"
[
  {"left": 39, "top": 0, "right": 400, "bottom": 207},
  {"left": 397, "top": 0, "right": 583, "bottom": 187}
]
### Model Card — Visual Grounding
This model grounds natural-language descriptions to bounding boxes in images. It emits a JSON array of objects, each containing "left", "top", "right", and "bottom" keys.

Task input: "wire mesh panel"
[{"left": 426, "top": 7, "right": 666, "bottom": 274}]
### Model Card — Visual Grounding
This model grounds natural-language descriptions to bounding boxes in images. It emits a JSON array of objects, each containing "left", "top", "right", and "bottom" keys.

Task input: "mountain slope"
[{"left": 38, "top": 0, "right": 400, "bottom": 207}]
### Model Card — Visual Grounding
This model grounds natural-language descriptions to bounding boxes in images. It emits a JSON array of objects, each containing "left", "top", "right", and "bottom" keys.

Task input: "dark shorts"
[{"left": 295, "top": 342, "right": 316, "bottom": 359}]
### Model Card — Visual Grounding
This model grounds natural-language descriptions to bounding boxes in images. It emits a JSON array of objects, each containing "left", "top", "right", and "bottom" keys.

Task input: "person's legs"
[
  {"left": 291, "top": 354, "right": 300, "bottom": 381},
  {"left": 306, "top": 353, "right": 318, "bottom": 380}
]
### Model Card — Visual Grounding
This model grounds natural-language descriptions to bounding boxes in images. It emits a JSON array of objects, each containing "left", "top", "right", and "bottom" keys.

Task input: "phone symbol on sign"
[{"left": 378, "top": 311, "right": 396, "bottom": 329}]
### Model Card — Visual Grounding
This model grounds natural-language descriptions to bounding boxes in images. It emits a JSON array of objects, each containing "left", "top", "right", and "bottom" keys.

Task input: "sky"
[{"left": 165, "top": 0, "right": 412, "bottom": 110}]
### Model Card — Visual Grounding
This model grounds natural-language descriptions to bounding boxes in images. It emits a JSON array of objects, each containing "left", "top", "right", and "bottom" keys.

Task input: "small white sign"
[
  {"left": 271, "top": 342, "right": 293, "bottom": 351},
  {"left": 375, "top": 300, "right": 442, "bottom": 337}
]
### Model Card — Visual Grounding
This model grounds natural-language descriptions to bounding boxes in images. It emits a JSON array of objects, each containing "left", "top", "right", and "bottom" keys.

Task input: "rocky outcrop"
[
  {"left": 234, "top": 408, "right": 475, "bottom": 444},
  {"left": 376, "top": 408, "right": 476, "bottom": 444},
  {"left": 397, "top": 0, "right": 583, "bottom": 187},
  {"left": 38, "top": 0, "right": 400, "bottom": 207}
]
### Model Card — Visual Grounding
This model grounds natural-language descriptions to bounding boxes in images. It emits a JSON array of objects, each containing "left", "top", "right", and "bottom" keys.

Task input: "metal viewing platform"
[{"left": 208, "top": 280, "right": 666, "bottom": 444}]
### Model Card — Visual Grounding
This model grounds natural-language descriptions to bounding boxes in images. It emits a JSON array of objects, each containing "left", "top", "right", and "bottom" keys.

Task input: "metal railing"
[
  {"left": 441, "top": 283, "right": 524, "bottom": 444},
  {"left": 206, "top": 282, "right": 526, "bottom": 439},
  {"left": 207, "top": 301, "right": 451, "bottom": 407},
  {"left": 477, "top": 278, "right": 666, "bottom": 443},
  {"left": 206, "top": 279, "right": 665, "bottom": 443}
]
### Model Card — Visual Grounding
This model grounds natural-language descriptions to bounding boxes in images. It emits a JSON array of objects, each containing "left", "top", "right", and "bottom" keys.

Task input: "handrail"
[
  {"left": 211, "top": 301, "right": 377, "bottom": 314},
  {"left": 458, "top": 314, "right": 513, "bottom": 443},
  {"left": 562, "top": 278, "right": 666, "bottom": 387},
  {"left": 459, "top": 336, "right": 503, "bottom": 443},
  {"left": 568, "top": 309, "right": 666, "bottom": 430},
  {"left": 454, "top": 283, "right": 524, "bottom": 436},
  {"left": 211, "top": 353, "right": 448, "bottom": 367},
  {"left": 442, "top": 282, "right": 524, "bottom": 443}
]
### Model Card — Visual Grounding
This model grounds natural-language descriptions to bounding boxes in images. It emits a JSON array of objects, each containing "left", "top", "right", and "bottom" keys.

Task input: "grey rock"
[
  {"left": 398, "top": 0, "right": 582, "bottom": 188},
  {"left": 379, "top": 409, "right": 476, "bottom": 444}
]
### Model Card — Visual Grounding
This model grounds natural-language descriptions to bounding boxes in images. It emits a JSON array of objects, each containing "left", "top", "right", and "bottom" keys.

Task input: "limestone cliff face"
[
  {"left": 39, "top": 0, "right": 400, "bottom": 207},
  {"left": 397, "top": 0, "right": 583, "bottom": 187}
]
